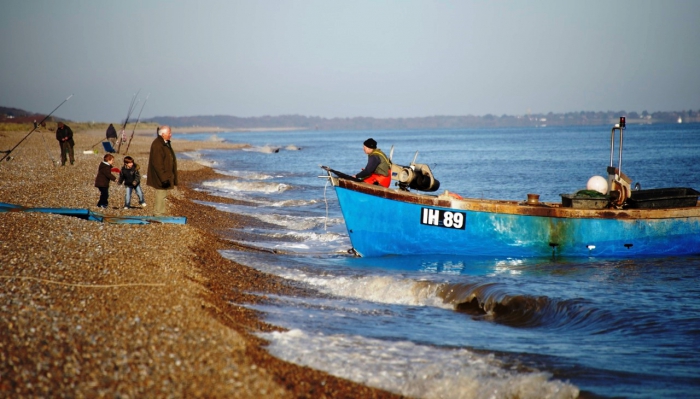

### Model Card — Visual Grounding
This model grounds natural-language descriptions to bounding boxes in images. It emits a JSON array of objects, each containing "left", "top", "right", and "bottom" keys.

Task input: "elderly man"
[{"left": 147, "top": 125, "right": 178, "bottom": 215}]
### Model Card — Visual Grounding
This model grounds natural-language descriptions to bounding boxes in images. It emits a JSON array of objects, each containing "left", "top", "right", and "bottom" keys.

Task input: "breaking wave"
[
  {"left": 435, "top": 281, "right": 637, "bottom": 333},
  {"left": 202, "top": 179, "right": 289, "bottom": 194}
]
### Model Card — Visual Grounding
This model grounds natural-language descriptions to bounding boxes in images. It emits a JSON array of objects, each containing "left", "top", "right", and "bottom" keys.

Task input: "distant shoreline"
[
  {"left": 146, "top": 112, "right": 699, "bottom": 132},
  {"left": 172, "top": 126, "right": 305, "bottom": 134}
]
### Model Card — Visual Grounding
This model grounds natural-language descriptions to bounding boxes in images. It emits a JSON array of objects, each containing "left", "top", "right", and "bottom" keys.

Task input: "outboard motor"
[{"left": 393, "top": 162, "right": 440, "bottom": 192}]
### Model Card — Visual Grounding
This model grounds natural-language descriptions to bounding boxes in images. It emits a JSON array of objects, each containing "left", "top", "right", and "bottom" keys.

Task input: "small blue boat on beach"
[
  {"left": 0, "top": 202, "right": 186, "bottom": 225},
  {"left": 323, "top": 118, "right": 700, "bottom": 258}
]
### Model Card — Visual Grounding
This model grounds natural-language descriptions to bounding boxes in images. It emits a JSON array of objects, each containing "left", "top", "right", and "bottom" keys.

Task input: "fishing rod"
[
  {"left": 88, "top": 137, "right": 107, "bottom": 149},
  {"left": 115, "top": 89, "right": 140, "bottom": 154},
  {"left": 115, "top": 91, "right": 139, "bottom": 153},
  {"left": 39, "top": 127, "right": 58, "bottom": 167},
  {"left": 0, "top": 94, "right": 73, "bottom": 163},
  {"left": 124, "top": 93, "right": 149, "bottom": 155}
]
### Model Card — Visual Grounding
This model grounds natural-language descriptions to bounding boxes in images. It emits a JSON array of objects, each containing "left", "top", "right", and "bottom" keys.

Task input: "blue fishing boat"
[
  {"left": 0, "top": 202, "right": 186, "bottom": 225},
  {"left": 323, "top": 118, "right": 700, "bottom": 258}
]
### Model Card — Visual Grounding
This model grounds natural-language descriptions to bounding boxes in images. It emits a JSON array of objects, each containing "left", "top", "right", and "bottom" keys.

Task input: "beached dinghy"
[
  {"left": 0, "top": 202, "right": 186, "bottom": 225},
  {"left": 322, "top": 118, "right": 700, "bottom": 258}
]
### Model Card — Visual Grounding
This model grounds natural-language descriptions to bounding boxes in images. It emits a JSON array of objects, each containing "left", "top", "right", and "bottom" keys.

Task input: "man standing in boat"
[{"left": 354, "top": 138, "right": 391, "bottom": 188}]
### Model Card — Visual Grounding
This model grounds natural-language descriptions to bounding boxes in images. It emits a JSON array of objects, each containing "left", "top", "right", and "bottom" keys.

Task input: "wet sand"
[{"left": 0, "top": 126, "right": 402, "bottom": 398}]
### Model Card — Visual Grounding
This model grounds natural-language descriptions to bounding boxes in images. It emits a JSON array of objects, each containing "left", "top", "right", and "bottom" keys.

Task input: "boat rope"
[
  {"left": 323, "top": 176, "right": 331, "bottom": 230},
  {"left": 0, "top": 275, "right": 165, "bottom": 288}
]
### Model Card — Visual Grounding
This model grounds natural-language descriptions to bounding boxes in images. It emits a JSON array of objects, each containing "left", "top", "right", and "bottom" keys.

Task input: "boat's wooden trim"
[{"left": 336, "top": 178, "right": 700, "bottom": 220}]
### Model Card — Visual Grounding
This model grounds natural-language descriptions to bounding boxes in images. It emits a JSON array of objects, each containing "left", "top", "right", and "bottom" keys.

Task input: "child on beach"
[
  {"left": 94, "top": 153, "right": 117, "bottom": 208},
  {"left": 117, "top": 156, "right": 146, "bottom": 209}
]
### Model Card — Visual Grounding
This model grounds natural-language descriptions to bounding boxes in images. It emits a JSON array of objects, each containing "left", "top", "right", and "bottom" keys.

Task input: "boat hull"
[{"left": 332, "top": 179, "right": 700, "bottom": 258}]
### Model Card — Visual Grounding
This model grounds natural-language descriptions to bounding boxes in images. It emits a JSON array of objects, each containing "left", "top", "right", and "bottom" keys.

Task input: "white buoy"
[{"left": 587, "top": 176, "right": 608, "bottom": 194}]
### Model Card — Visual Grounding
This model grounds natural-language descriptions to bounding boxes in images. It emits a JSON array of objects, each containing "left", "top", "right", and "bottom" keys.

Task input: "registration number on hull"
[{"left": 420, "top": 208, "right": 466, "bottom": 230}]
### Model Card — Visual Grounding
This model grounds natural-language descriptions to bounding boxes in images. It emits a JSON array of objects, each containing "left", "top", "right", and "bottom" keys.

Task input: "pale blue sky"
[{"left": 1, "top": 0, "right": 699, "bottom": 122}]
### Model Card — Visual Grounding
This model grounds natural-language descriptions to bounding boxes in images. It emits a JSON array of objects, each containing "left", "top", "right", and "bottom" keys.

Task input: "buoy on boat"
[
  {"left": 587, "top": 175, "right": 608, "bottom": 195},
  {"left": 441, "top": 190, "right": 463, "bottom": 200}
]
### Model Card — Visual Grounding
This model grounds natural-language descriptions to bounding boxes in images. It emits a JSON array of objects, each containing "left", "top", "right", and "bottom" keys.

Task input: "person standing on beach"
[
  {"left": 147, "top": 125, "right": 178, "bottom": 215},
  {"left": 118, "top": 156, "right": 146, "bottom": 209},
  {"left": 105, "top": 123, "right": 118, "bottom": 149},
  {"left": 353, "top": 138, "right": 392, "bottom": 188},
  {"left": 55, "top": 121, "right": 75, "bottom": 166},
  {"left": 95, "top": 153, "right": 117, "bottom": 208}
]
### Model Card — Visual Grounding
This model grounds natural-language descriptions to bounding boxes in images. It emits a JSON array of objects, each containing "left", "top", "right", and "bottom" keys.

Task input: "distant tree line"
[
  {"left": 143, "top": 109, "right": 700, "bottom": 130},
  {"left": 2, "top": 105, "right": 699, "bottom": 130}
]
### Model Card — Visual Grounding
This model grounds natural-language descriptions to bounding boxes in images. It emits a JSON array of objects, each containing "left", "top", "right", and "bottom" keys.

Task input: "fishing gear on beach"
[
  {"left": 0, "top": 94, "right": 73, "bottom": 163},
  {"left": 124, "top": 93, "right": 149, "bottom": 155},
  {"left": 39, "top": 127, "right": 59, "bottom": 167},
  {"left": 88, "top": 137, "right": 107, "bottom": 150},
  {"left": 116, "top": 90, "right": 140, "bottom": 154}
]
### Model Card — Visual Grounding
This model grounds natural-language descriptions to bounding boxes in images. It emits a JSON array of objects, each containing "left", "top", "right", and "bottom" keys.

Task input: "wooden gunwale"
[{"left": 336, "top": 178, "right": 700, "bottom": 220}]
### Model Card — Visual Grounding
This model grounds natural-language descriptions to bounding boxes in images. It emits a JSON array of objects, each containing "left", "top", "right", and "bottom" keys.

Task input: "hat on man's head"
[{"left": 363, "top": 138, "right": 377, "bottom": 149}]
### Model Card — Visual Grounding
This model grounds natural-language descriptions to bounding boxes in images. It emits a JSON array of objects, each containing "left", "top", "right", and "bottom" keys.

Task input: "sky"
[{"left": 1, "top": 0, "right": 699, "bottom": 122}]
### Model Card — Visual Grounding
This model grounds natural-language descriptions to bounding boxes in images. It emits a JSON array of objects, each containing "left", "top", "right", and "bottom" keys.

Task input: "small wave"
[
  {"left": 226, "top": 244, "right": 622, "bottom": 333},
  {"left": 239, "top": 230, "right": 346, "bottom": 243},
  {"left": 214, "top": 170, "right": 274, "bottom": 180},
  {"left": 180, "top": 151, "right": 219, "bottom": 168},
  {"left": 437, "top": 281, "right": 618, "bottom": 331},
  {"left": 254, "top": 214, "right": 327, "bottom": 231},
  {"left": 215, "top": 195, "right": 319, "bottom": 208},
  {"left": 274, "top": 231, "right": 344, "bottom": 242},
  {"left": 220, "top": 250, "right": 448, "bottom": 307},
  {"left": 257, "top": 198, "right": 318, "bottom": 207},
  {"left": 206, "top": 134, "right": 225, "bottom": 142},
  {"left": 275, "top": 268, "right": 450, "bottom": 308},
  {"left": 231, "top": 230, "right": 350, "bottom": 254},
  {"left": 233, "top": 240, "right": 350, "bottom": 255},
  {"left": 259, "top": 329, "right": 579, "bottom": 399},
  {"left": 243, "top": 145, "right": 281, "bottom": 153},
  {"left": 202, "top": 179, "right": 288, "bottom": 194},
  {"left": 195, "top": 159, "right": 219, "bottom": 168}
]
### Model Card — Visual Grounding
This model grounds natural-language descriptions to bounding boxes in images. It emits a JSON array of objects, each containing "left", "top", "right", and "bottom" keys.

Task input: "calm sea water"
[{"left": 181, "top": 124, "right": 700, "bottom": 399}]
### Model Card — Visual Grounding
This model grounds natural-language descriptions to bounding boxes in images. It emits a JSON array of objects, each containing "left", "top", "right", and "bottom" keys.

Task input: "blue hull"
[
  {"left": 0, "top": 202, "right": 186, "bottom": 225},
  {"left": 332, "top": 180, "right": 700, "bottom": 258}
]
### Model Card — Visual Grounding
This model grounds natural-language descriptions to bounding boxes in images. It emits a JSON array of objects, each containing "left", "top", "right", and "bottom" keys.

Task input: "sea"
[{"left": 179, "top": 123, "right": 700, "bottom": 399}]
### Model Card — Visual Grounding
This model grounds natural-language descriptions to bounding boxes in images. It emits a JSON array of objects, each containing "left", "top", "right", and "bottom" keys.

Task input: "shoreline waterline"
[{"left": 0, "top": 127, "right": 399, "bottom": 397}]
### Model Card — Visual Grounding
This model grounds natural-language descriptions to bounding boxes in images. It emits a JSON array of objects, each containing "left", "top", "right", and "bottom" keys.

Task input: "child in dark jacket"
[
  {"left": 95, "top": 153, "right": 117, "bottom": 208},
  {"left": 118, "top": 156, "right": 146, "bottom": 209}
]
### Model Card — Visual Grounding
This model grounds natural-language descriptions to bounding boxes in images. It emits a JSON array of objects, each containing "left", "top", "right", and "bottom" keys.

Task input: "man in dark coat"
[
  {"left": 147, "top": 125, "right": 178, "bottom": 215},
  {"left": 105, "top": 123, "right": 118, "bottom": 149},
  {"left": 55, "top": 121, "right": 75, "bottom": 165}
]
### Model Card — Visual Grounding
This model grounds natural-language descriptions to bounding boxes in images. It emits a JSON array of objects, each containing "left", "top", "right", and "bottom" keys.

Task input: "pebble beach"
[{"left": 0, "top": 126, "right": 400, "bottom": 398}]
